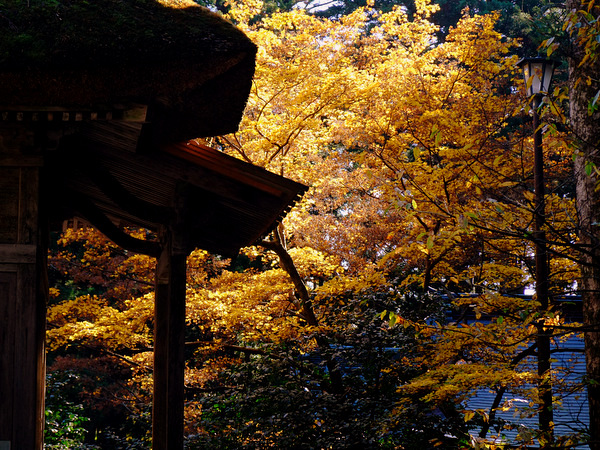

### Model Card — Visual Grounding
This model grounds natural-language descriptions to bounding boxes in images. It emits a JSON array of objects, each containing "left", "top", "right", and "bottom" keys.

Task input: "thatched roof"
[
  {"left": 0, "top": 0, "right": 257, "bottom": 140},
  {"left": 0, "top": 0, "right": 308, "bottom": 259}
]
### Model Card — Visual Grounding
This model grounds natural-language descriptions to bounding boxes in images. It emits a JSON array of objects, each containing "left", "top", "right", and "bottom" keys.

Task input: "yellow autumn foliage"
[{"left": 45, "top": 0, "right": 585, "bottom": 445}]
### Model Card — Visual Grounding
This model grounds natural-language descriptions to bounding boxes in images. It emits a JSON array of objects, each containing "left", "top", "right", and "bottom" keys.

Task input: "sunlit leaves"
[{"left": 46, "top": 0, "right": 585, "bottom": 445}]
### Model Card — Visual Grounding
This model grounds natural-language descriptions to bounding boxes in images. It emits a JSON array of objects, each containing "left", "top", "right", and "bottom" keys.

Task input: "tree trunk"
[
  {"left": 261, "top": 226, "right": 345, "bottom": 394},
  {"left": 567, "top": 2, "right": 600, "bottom": 447}
]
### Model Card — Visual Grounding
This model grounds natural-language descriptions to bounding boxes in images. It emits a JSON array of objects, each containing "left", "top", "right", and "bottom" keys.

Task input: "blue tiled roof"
[{"left": 467, "top": 334, "right": 589, "bottom": 447}]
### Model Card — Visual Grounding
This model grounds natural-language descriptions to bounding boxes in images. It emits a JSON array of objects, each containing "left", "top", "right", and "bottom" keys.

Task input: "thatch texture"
[{"left": 0, "top": 0, "right": 257, "bottom": 139}]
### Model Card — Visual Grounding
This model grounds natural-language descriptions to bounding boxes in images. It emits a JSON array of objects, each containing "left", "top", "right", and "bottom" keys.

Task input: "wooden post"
[
  {"left": 0, "top": 124, "right": 47, "bottom": 449},
  {"left": 153, "top": 227, "right": 187, "bottom": 450}
]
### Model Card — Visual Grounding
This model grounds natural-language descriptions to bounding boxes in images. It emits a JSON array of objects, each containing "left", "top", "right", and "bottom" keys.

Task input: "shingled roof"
[{"left": 52, "top": 136, "right": 307, "bottom": 257}]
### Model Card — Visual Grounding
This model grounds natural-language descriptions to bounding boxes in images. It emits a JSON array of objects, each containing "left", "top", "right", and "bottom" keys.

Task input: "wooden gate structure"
[{"left": 0, "top": 2, "right": 306, "bottom": 448}]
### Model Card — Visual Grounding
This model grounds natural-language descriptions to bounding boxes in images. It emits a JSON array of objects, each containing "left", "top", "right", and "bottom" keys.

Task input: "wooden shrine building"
[{"left": 0, "top": 1, "right": 306, "bottom": 448}]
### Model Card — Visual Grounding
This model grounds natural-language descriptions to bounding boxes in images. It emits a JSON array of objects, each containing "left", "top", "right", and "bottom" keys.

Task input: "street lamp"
[
  {"left": 518, "top": 57, "right": 556, "bottom": 104},
  {"left": 517, "top": 56, "right": 556, "bottom": 445}
]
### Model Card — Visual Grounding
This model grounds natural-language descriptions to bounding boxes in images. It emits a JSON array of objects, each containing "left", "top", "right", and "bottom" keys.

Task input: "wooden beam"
[
  {"left": 153, "top": 229, "right": 187, "bottom": 450},
  {"left": 0, "top": 244, "right": 36, "bottom": 264},
  {"left": 65, "top": 189, "right": 161, "bottom": 257},
  {"left": 0, "top": 104, "right": 148, "bottom": 123},
  {"left": 60, "top": 136, "right": 169, "bottom": 224}
]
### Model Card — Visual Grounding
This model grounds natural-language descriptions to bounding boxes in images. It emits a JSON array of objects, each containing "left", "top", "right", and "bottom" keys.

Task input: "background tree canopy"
[{"left": 44, "top": 0, "right": 599, "bottom": 448}]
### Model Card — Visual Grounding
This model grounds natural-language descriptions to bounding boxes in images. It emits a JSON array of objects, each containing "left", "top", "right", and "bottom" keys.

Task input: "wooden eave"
[{"left": 51, "top": 137, "right": 307, "bottom": 257}]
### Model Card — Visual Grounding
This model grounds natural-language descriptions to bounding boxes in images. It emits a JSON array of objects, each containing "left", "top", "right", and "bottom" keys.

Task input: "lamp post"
[{"left": 517, "top": 56, "right": 555, "bottom": 445}]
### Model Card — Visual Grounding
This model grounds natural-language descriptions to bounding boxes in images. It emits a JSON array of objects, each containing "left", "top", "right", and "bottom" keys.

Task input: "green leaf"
[
  {"left": 589, "top": 90, "right": 600, "bottom": 114},
  {"left": 426, "top": 235, "right": 434, "bottom": 250},
  {"left": 585, "top": 160, "right": 595, "bottom": 176},
  {"left": 388, "top": 313, "right": 397, "bottom": 327}
]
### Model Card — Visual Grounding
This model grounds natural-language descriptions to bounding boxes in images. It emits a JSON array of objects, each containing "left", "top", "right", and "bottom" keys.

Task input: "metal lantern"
[{"left": 517, "top": 57, "right": 556, "bottom": 98}]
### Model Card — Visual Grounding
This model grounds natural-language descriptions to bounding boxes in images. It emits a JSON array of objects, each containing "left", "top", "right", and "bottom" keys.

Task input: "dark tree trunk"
[
  {"left": 261, "top": 226, "right": 345, "bottom": 394},
  {"left": 567, "top": 2, "right": 600, "bottom": 447}
]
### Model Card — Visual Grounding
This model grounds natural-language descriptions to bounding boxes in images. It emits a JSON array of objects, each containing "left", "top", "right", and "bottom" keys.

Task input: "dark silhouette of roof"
[
  {"left": 0, "top": 0, "right": 257, "bottom": 140},
  {"left": 1, "top": 0, "right": 306, "bottom": 256}
]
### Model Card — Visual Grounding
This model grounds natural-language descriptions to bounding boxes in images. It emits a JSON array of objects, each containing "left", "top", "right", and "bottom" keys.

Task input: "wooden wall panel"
[
  {"left": 0, "top": 169, "right": 19, "bottom": 243},
  {"left": 0, "top": 263, "right": 45, "bottom": 448},
  {"left": 0, "top": 270, "right": 17, "bottom": 442},
  {"left": 0, "top": 130, "right": 46, "bottom": 449}
]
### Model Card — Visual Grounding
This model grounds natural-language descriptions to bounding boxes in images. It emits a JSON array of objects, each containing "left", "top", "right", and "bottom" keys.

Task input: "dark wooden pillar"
[
  {"left": 0, "top": 124, "right": 47, "bottom": 449},
  {"left": 153, "top": 227, "right": 188, "bottom": 450}
]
